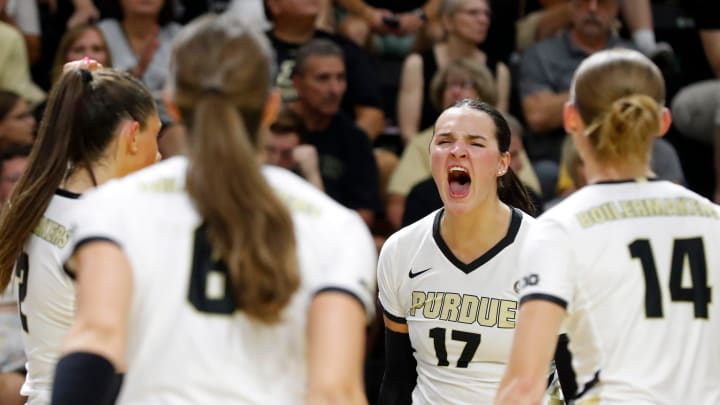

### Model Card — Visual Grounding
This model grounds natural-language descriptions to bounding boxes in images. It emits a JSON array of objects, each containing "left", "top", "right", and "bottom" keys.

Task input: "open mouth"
[{"left": 447, "top": 166, "right": 471, "bottom": 198}]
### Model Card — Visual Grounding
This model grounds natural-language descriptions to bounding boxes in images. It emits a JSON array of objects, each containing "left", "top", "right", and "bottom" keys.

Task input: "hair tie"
[
  {"left": 80, "top": 69, "right": 93, "bottom": 85},
  {"left": 201, "top": 86, "right": 224, "bottom": 97}
]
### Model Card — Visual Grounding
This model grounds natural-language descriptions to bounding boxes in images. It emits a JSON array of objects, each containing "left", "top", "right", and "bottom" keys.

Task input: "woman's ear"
[
  {"left": 657, "top": 106, "right": 672, "bottom": 138},
  {"left": 563, "top": 102, "right": 582, "bottom": 136},
  {"left": 497, "top": 151, "right": 510, "bottom": 177},
  {"left": 123, "top": 121, "right": 140, "bottom": 153}
]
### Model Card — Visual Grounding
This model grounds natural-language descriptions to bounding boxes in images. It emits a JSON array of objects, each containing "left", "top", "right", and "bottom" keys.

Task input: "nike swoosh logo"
[{"left": 408, "top": 267, "right": 432, "bottom": 278}]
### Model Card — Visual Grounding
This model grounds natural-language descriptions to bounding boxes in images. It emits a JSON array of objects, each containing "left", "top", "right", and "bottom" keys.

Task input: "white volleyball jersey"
[
  {"left": 66, "top": 157, "right": 377, "bottom": 405},
  {"left": 18, "top": 190, "right": 80, "bottom": 405},
  {"left": 378, "top": 207, "right": 535, "bottom": 404},
  {"left": 519, "top": 179, "right": 720, "bottom": 404}
]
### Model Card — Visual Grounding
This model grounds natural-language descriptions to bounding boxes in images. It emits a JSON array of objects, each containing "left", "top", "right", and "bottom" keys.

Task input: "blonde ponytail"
[{"left": 587, "top": 94, "right": 661, "bottom": 163}]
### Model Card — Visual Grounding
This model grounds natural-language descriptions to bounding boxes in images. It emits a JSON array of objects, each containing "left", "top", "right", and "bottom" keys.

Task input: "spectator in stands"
[
  {"left": 515, "top": 0, "right": 669, "bottom": 56},
  {"left": 290, "top": 39, "right": 381, "bottom": 227},
  {"left": 0, "top": 21, "right": 45, "bottom": 107},
  {"left": 0, "top": 91, "right": 36, "bottom": 151},
  {"left": 0, "top": 142, "right": 30, "bottom": 205},
  {"left": 397, "top": 0, "right": 511, "bottom": 144},
  {"left": 98, "top": 0, "right": 181, "bottom": 93},
  {"left": 266, "top": 106, "right": 324, "bottom": 191},
  {"left": 670, "top": 1, "right": 720, "bottom": 201},
  {"left": 265, "top": 0, "right": 384, "bottom": 141},
  {"left": 335, "top": 0, "right": 442, "bottom": 56},
  {"left": 0, "top": 0, "right": 41, "bottom": 64},
  {"left": 49, "top": 22, "right": 111, "bottom": 84},
  {"left": 518, "top": 0, "right": 633, "bottom": 200}
]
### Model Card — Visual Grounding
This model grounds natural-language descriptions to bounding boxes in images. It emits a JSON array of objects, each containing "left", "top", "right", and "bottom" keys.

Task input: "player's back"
[
  {"left": 533, "top": 180, "right": 720, "bottom": 404},
  {"left": 75, "top": 157, "right": 376, "bottom": 404},
  {"left": 19, "top": 191, "right": 78, "bottom": 405}
]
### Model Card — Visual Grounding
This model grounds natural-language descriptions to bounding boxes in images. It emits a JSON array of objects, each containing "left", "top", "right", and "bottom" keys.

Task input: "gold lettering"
[
  {"left": 576, "top": 211, "right": 594, "bottom": 228},
  {"left": 410, "top": 291, "right": 426, "bottom": 317},
  {"left": 676, "top": 198, "right": 688, "bottom": 216},
  {"left": 439, "top": 293, "right": 462, "bottom": 322},
  {"left": 590, "top": 207, "right": 607, "bottom": 223},
  {"left": 477, "top": 297, "right": 499, "bottom": 327},
  {"left": 643, "top": 199, "right": 663, "bottom": 216},
  {"left": 498, "top": 300, "right": 518, "bottom": 329},
  {"left": 423, "top": 292, "right": 443, "bottom": 319},
  {"left": 631, "top": 199, "right": 649, "bottom": 217},
  {"left": 458, "top": 295, "right": 480, "bottom": 324},
  {"left": 620, "top": 200, "right": 635, "bottom": 217}
]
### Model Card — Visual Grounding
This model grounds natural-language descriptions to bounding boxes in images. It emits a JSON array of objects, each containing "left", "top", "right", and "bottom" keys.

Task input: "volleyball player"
[
  {"left": 50, "top": 14, "right": 376, "bottom": 404},
  {"left": 497, "top": 48, "right": 720, "bottom": 404},
  {"left": 0, "top": 59, "right": 161, "bottom": 405},
  {"left": 378, "top": 99, "right": 537, "bottom": 404}
]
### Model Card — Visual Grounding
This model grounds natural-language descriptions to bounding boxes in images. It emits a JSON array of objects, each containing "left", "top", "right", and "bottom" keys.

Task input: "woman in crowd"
[
  {"left": 50, "top": 14, "right": 376, "bottom": 404},
  {"left": 378, "top": 99, "right": 536, "bottom": 404},
  {"left": 0, "top": 60, "right": 161, "bottom": 405},
  {"left": 497, "top": 48, "right": 720, "bottom": 404},
  {"left": 50, "top": 23, "right": 112, "bottom": 85},
  {"left": 0, "top": 90, "right": 36, "bottom": 150},
  {"left": 396, "top": 0, "right": 510, "bottom": 143},
  {"left": 99, "top": 0, "right": 181, "bottom": 93}
]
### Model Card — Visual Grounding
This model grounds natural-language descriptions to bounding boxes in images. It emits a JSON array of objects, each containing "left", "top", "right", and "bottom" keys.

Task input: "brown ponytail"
[
  {"left": 0, "top": 68, "right": 155, "bottom": 290},
  {"left": 173, "top": 14, "right": 299, "bottom": 323}
]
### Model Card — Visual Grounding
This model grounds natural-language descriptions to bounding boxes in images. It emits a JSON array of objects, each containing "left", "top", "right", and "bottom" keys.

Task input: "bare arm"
[
  {"left": 293, "top": 144, "right": 325, "bottom": 191},
  {"left": 495, "top": 300, "right": 565, "bottom": 405},
  {"left": 397, "top": 54, "right": 424, "bottom": 144},
  {"left": 620, "top": 0, "right": 653, "bottom": 32},
  {"left": 61, "top": 242, "right": 132, "bottom": 372},
  {"left": 355, "top": 105, "right": 385, "bottom": 141},
  {"left": 700, "top": 30, "right": 720, "bottom": 78},
  {"left": 536, "top": 3, "right": 571, "bottom": 40},
  {"left": 306, "top": 292, "right": 368, "bottom": 405},
  {"left": 522, "top": 90, "right": 569, "bottom": 134},
  {"left": 68, "top": 0, "right": 100, "bottom": 28}
]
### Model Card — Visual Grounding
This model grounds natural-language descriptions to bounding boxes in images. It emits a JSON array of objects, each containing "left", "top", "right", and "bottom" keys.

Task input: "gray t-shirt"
[
  {"left": 99, "top": 19, "right": 182, "bottom": 93},
  {"left": 518, "top": 31, "right": 634, "bottom": 162}
]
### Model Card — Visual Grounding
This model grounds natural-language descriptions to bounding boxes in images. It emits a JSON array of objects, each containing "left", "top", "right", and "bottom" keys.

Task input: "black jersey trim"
[
  {"left": 520, "top": 293, "right": 568, "bottom": 309},
  {"left": 432, "top": 207, "right": 523, "bottom": 274},
  {"left": 591, "top": 177, "right": 660, "bottom": 185},
  {"left": 574, "top": 370, "right": 600, "bottom": 399},
  {"left": 73, "top": 237, "right": 122, "bottom": 255},
  {"left": 55, "top": 189, "right": 82, "bottom": 199},
  {"left": 62, "top": 263, "right": 76, "bottom": 280},
  {"left": 380, "top": 305, "right": 407, "bottom": 324},
  {"left": 315, "top": 287, "right": 367, "bottom": 312}
]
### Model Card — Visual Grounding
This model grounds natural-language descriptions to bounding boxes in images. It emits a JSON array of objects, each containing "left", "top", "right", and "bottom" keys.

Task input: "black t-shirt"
[
  {"left": 303, "top": 113, "right": 381, "bottom": 213},
  {"left": 364, "top": 0, "right": 425, "bottom": 13},
  {"left": 266, "top": 30, "right": 382, "bottom": 119}
]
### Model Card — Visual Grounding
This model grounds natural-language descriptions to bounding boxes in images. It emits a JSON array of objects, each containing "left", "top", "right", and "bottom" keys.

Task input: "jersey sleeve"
[
  {"left": 517, "top": 217, "right": 576, "bottom": 311},
  {"left": 314, "top": 211, "right": 378, "bottom": 324},
  {"left": 63, "top": 184, "right": 129, "bottom": 268},
  {"left": 377, "top": 234, "right": 405, "bottom": 323}
]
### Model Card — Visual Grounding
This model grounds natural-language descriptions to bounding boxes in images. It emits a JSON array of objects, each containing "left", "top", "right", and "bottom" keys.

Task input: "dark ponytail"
[
  {"left": 0, "top": 68, "right": 155, "bottom": 290},
  {"left": 498, "top": 170, "right": 536, "bottom": 216}
]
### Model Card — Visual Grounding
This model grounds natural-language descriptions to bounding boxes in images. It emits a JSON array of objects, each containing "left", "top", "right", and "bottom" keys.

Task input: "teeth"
[{"left": 449, "top": 167, "right": 468, "bottom": 173}]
